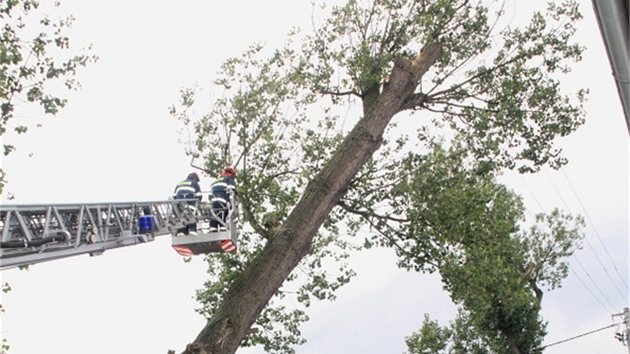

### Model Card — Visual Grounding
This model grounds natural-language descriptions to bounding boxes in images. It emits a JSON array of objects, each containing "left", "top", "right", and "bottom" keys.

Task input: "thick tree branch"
[
  {"left": 336, "top": 200, "right": 441, "bottom": 269},
  {"left": 320, "top": 89, "right": 361, "bottom": 97},
  {"left": 337, "top": 200, "right": 408, "bottom": 223},
  {"left": 427, "top": 51, "right": 530, "bottom": 101},
  {"left": 410, "top": 43, "right": 443, "bottom": 83},
  {"left": 238, "top": 194, "right": 269, "bottom": 240},
  {"left": 185, "top": 42, "right": 442, "bottom": 354},
  {"left": 401, "top": 92, "right": 428, "bottom": 110}
]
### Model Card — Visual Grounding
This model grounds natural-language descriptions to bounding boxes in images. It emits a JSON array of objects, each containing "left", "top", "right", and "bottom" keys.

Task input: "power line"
[
  {"left": 561, "top": 168, "right": 629, "bottom": 291},
  {"left": 579, "top": 236, "right": 628, "bottom": 305},
  {"left": 542, "top": 168, "right": 573, "bottom": 212},
  {"left": 515, "top": 172, "right": 623, "bottom": 311},
  {"left": 571, "top": 267, "right": 617, "bottom": 314},
  {"left": 543, "top": 168, "right": 628, "bottom": 305},
  {"left": 538, "top": 323, "right": 618, "bottom": 350},
  {"left": 516, "top": 174, "right": 547, "bottom": 213},
  {"left": 572, "top": 255, "right": 620, "bottom": 313}
]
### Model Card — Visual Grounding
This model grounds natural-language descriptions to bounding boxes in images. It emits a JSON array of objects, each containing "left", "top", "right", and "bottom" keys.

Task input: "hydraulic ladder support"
[{"left": 0, "top": 200, "right": 200, "bottom": 270}]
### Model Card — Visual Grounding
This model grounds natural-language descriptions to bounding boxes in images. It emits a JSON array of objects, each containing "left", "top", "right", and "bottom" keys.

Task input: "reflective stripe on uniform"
[
  {"left": 210, "top": 197, "right": 228, "bottom": 204},
  {"left": 176, "top": 186, "right": 197, "bottom": 193}
]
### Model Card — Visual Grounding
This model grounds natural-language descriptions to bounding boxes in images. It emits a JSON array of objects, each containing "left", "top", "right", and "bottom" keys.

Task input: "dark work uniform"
[
  {"left": 209, "top": 176, "right": 236, "bottom": 230},
  {"left": 173, "top": 176, "right": 201, "bottom": 233}
]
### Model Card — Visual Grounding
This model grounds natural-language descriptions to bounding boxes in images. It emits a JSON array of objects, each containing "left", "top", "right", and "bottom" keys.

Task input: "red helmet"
[
  {"left": 221, "top": 166, "right": 236, "bottom": 178},
  {"left": 187, "top": 172, "right": 200, "bottom": 182}
]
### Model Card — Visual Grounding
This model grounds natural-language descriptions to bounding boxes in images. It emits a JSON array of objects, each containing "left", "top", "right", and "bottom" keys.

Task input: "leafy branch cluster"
[
  {"left": 0, "top": 0, "right": 97, "bottom": 193},
  {"left": 0, "top": 282, "right": 11, "bottom": 354}
]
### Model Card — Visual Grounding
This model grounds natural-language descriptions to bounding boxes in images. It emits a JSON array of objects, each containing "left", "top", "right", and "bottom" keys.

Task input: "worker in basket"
[
  {"left": 209, "top": 166, "right": 237, "bottom": 231},
  {"left": 173, "top": 172, "right": 202, "bottom": 235}
]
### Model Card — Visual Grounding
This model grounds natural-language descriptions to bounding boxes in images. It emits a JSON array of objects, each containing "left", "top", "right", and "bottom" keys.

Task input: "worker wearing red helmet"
[
  {"left": 209, "top": 166, "right": 237, "bottom": 231},
  {"left": 173, "top": 172, "right": 202, "bottom": 234}
]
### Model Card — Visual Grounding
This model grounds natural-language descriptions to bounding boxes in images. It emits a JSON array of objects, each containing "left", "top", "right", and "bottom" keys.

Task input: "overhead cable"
[
  {"left": 537, "top": 322, "right": 618, "bottom": 350},
  {"left": 571, "top": 268, "right": 617, "bottom": 314},
  {"left": 544, "top": 168, "right": 628, "bottom": 305},
  {"left": 515, "top": 172, "right": 621, "bottom": 312},
  {"left": 573, "top": 255, "right": 620, "bottom": 313},
  {"left": 561, "top": 168, "right": 629, "bottom": 291}
]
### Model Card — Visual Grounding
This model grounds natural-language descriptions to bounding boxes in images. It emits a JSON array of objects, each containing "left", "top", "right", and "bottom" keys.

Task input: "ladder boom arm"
[{"left": 0, "top": 199, "right": 206, "bottom": 270}]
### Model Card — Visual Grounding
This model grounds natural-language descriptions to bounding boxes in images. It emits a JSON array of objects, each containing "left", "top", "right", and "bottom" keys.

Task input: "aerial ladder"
[{"left": 0, "top": 193, "right": 239, "bottom": 270}]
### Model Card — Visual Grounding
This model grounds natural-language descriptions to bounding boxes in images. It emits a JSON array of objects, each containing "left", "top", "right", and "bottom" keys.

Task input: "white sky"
[{"left": 1, "top": 1, "right": 628, "bottom": 354}]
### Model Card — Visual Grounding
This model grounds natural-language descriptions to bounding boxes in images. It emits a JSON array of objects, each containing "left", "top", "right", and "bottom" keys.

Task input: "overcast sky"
[{"left": 1, "top": 1, "right": 628, "bottom": 354}]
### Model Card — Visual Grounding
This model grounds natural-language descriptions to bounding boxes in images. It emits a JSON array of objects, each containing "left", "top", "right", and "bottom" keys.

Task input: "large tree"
[
  {"left": 171, "top": 1, "right": 586, "bottom": 353},
  {"left": 401, "top": 169, "right": 585, "bottom": 354},
  {"left": 352, "top": 141, "right": 584, "bottom": 354},
  {"left": 0, "top": 0, "right": 97, "bottom": 194}
]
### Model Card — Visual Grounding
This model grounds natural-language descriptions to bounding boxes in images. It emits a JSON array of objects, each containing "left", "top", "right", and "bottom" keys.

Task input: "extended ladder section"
[{"left": 0, "top": 196, "right": 239, "bottom": 270}]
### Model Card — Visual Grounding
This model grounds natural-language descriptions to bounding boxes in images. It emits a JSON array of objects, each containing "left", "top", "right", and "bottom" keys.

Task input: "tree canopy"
[
  {"left": 171, "top": 1, "right": 587, "bottom": 353},
  {"left": 0, "top": 0, "right": 97, "bottom": 194}
]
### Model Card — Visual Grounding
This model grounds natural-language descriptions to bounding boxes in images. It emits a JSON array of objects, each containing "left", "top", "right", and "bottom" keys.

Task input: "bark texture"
[{"left": 182, "top": 43, "right": 443, "bottom": 354}]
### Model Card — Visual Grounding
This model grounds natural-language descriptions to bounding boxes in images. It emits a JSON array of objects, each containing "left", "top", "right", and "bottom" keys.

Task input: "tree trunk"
[
  {"left": 504, "top": 330, "right": 525, "bottom": 354},
  {"left": 182, "top": 43, "right": 442, "bottom": 354}
]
